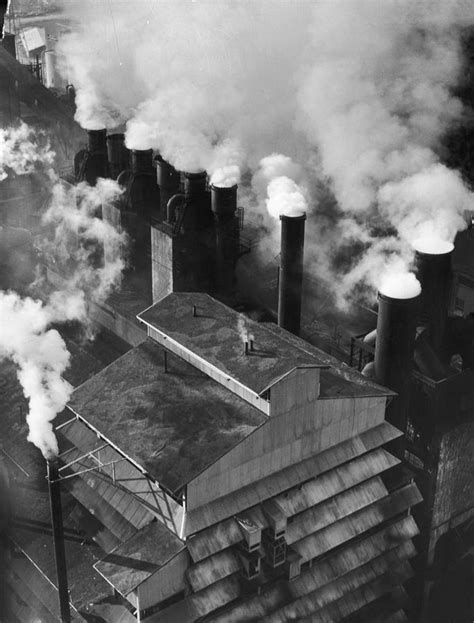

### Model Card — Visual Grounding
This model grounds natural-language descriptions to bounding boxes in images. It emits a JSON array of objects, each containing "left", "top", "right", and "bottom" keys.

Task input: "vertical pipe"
[
  {"left": 131, "top": 149, "right": 154, "bottom": 174},
  {"left": 155, "top": 156, "right": 181, "bottom": 215},
  {"left": 47, "top": 458, "right": 71, "bottom": 623},
  {"left": 87, "top": 129, "right": 107, "bottom": 155},
  {"left": 211, "top": 184, "right": 238, "bottom": 295},
  {"left": 278, "top": 214, "right": 306, "bottom": 336},
  {"left": 182, "top": 171, "right": 210, "bottom": 231},
  {"left": 374, "top": 292, "right": 419, "bottom": 437},
  {"left": 107, "top": 133, "right": 129, "bottom": 180},
  {"left": 415, "top": 248, "right": 453, "bottom": 356}
]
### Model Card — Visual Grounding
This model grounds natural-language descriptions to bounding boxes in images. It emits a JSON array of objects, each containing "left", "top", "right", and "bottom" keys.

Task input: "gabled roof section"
[
  {"left": 67, "top": 339, "right": 266, "bottom": 496},
  {"left": 138, "top": 293, "right": 326, "bottom": 396}
]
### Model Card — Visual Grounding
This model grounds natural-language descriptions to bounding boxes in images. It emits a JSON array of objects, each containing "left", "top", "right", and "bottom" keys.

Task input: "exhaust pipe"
[
  {"left": 106, "top": 133, "right": 129, "bottom": 180},
  {"left": 155, "top": 155, "right": 181, "bottom": 216},
  {"left": 182, "top": 171, "right": 211, "bottom": 230},
  {"left": 374, "top": 292, "right": 419, "bottom": 437},
  {"left": 211, "top": 184, "right": 238, "bottom": 294},
  {"left": 278, "top": 214, "right": 306, "bottom": 336},
  {"left": 47, "top": 459, "right": 71, "bottom": 623},
  {"left": 414, "top": 246, "right": 453, "bottom": 356},
  {"left": 75, "top": 129, "right": 108, "bottom": 184},
  {"left": 131, "top": 149, "right": 154, "bottom": 174},
  {"left": 87, "top": 128, "right": 107, "bottom": 156}
]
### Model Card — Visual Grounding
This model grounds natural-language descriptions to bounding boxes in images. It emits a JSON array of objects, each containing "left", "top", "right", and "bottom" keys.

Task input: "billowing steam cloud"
[
  {"left": 0, "top": 292, "right": 73, "bottom": 459},
  {"left": 0, "top": 125, "right": 125, "bottom": 458},
  {"left": 57, "top": 1, "right": 474, "bottom": 305},
  {"left": 0, "top": 123, "right": 55, "bottom": 181},
  {"left": 254, "top": 154, "right": 308, "bottom": 219}
]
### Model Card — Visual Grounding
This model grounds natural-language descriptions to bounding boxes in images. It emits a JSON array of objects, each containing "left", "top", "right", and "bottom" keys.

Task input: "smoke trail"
[
  {"left": 0, "top": 125, "right": 125, "bottom": 458},
  {"left": 0, "top": 292, "right": 73, "bottom": 459}
]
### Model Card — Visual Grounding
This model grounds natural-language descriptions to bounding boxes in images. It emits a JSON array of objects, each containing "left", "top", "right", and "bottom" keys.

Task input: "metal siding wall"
[
  {"left": 187, "top": 392, "right": 386, "bottom": 510},
  {"left": 151, "top": 227, "right": 173, "bottom": 304},
  {"left": 137, "top": 549, "right": 190, "bottom": 611}
]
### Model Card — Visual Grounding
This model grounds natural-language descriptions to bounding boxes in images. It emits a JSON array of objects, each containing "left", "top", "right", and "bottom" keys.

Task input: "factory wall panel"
[
  {"left": 137, "top": 549, "right": 190, "bottom": 612},
  {"left": 187, "top": 393, "right": 386, "bottom": 509},
  {"left": 151, "top": 226, "right": 173, "bottom": 304}
]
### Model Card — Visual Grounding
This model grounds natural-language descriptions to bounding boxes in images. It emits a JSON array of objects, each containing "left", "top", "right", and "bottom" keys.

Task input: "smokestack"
[
  {"left": 211, "top": 184, "right": 238, "bottom": 295},
  {"left": 106, "top": 133, "right": 129, "bottom": 180},
  {"left": 183, "top": 171, "right": 211, "bottom": 230},
  {"left": 47, "top": 459, "right": 71, "bottom": 623},
  {"left": 278, "top": 214, "right": 306, "bottom": 336},
  {"left": 131, "top": 149, "right": 154, "bottom": 174},
  {"left": 414, "top": 246, "right": 453, "bottom": 356},
  {"left": 155, "top": 155, "right": 181, "bottom": 216},
  {"left": 87, "top": 129, "right": 107, "bottom": 156},
  {"left": 374, "top": 291, "right": 419, "bottom": 438}
]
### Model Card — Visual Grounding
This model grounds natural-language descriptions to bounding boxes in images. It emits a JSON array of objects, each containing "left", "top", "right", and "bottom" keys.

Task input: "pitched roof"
[
  {"left": 68, "top": 339, "right": 266, "bottom": 495},
  {"left": 138, "top": 293, "right": 326, "bottom": 396}
]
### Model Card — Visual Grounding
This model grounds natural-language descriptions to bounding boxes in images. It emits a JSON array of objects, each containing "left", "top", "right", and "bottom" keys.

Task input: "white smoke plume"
[
  {"left": 0, "top": 123, "right": 55, "bottom": 181},
  {"left": 0, "top": 125, "right": 126, "bottom": 458},
  {"left": 57, "top": 1, "right": 474, "bottom": 306},
  {"left": 0, "top": 292, "right": 73, "bottom": 459}
]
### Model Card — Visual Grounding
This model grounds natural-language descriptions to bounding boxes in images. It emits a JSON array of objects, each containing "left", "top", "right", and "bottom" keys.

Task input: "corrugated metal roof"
[
  {"left": 186, "top": 549, "right": 240, "bottom": 593},
  {"left": 292, "top": 517, "right": 417, "bottom": 598},
  {"left": 205, "top": 517, "right": 417, "bottom": 623},
  {"left": 292, "top": 484, "right": 422, "bottom": 562},
  {"left": 293, "top": 582, "right": 409, "bottom": 623},
  {"left": 286, "top": 477, "right": 388, "bottom": 545},
  {"left": 275, "top": 448, "right": 398, "bottom": 517},
  {"left": 61, "top": 454, "right": 139, "bottom": 544},
  {"left": 61, "top": 444, "right": 153, "bottom": 528},
  {"left": 264, "top": 557, "right": 413, "bottom": 622},
  {"left": 94, "top": 521, "right": 185, "bottom": 596},
  {"left": 190, "top": 575, "right": 240, "bottom": 618},
  {"left": 138, "top": 293, "right": 326, "bottom": 396},
  {"left": 57, "top": 417, "right": 184, "bottom": 534},
  {"left": 186, "top": 422, "right": 402, "bottom": 538}
]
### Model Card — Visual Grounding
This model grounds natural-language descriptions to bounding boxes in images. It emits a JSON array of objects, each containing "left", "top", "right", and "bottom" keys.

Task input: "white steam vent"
[{"left": 378, "top": 272, "right": 421, "bottom": 300}]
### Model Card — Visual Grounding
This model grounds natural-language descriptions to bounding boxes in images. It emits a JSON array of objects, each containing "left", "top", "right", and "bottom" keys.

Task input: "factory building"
[{"left": 48, "top": 291, "right": 419, "bottom": 622}]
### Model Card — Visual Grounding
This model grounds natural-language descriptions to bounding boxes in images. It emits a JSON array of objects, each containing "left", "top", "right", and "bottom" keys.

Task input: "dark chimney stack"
[
  {"left": 106, "top": 133, "right": 130, "bottom": 180},
  {"left": 155, "top": 156, "right": 181, "bottom": 216},
  {"left": 278, "top": 214, "right": 306, "bottom": 336},
  {"left": 47, "top": 458, "right": 71, "bottom": 623},
  {"left": 415, "top": 248, "right": 453, "bottom": 356},
  {"left": 87, "top": 128, "right": 107, "bottom": 156},
  {"left": 74, "top": 129, "right": 108, "bottom": 184},
  {"left": 211, "top": 184, "right": 238, "bottom": 295},
  {"left": 374, "top": 292, "right": 419, "bottom": 439},
  {"left": 131, "top": 149, "right": 154, "bottom": 174},
  {"left": 182, "top": 171, "right": 211, "bottom": 231}
]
